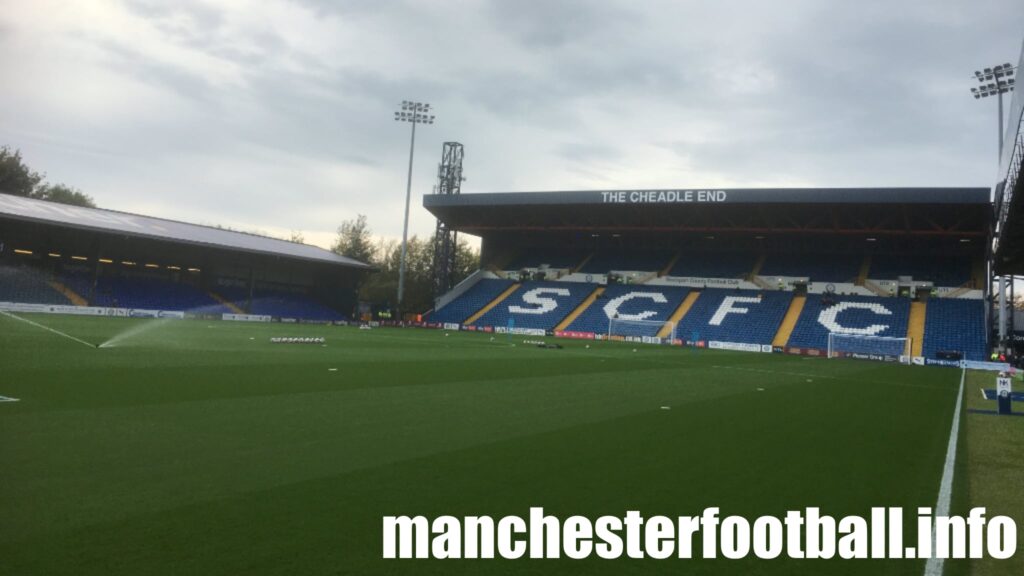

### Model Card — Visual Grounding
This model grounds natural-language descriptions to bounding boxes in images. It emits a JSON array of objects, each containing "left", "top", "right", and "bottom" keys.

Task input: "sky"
[{"left": 1, "top": 0, "right": 1022, "bottom": 250}]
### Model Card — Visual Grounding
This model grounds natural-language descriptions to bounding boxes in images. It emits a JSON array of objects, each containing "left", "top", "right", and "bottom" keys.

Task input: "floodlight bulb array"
[
  {"left": 970, "top": 63, "right": 1016, "bottom": 99},
  {"left": 393, "top": 101, "right": 435, "bottom": 124}
]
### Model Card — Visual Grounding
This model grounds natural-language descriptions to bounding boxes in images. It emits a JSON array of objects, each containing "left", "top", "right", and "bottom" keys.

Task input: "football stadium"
[
  {"left": 3, "top": 185, "right": 1024, "bottom": 574},
  {"left": 3, "top": 35, "right": 1024, "bottom": 576}
]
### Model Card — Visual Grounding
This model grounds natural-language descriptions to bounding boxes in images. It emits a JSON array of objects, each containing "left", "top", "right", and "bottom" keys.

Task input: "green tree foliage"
[
  {"left": 452, "top": 235, "right": 480, "bottom": 284},
  {"left": 0, "top": 146, "right": 96, "bottom": 207},
  {"left": 331, "top": 214, "right": 375, "bottom": 264},
  {"left": 0, "top": 146, "right": 43, "bottom": 197},
  {"left": 343, "top": 218, "right": 480, "bottom": 314},
  {"left": 32, "top": 183, "right": 96, "bottom": 208}
]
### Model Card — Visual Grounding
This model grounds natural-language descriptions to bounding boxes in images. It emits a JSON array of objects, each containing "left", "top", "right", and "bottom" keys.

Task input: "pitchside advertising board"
[
  {"left": 0, "top": 302, "right": 185, "bottom": 319},
  {"left": 222, "top": 313, "right": 272, "bottom": 322}
]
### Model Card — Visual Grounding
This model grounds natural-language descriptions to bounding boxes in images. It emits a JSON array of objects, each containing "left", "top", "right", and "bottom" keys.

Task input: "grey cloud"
[
  {"left": 557, "top": 141, "right": 620, "bottom": 163},
  {"left": 488, "top": 0, "right": 642, "bottom": 49},
  {"left": 0, "top": 0, "right": 1021, "bottom": 244}
]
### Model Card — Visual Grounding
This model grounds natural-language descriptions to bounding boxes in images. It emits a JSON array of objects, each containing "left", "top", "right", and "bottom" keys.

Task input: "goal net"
[
  {"left": 607, "top": 318, "right": 676, "bottom": 343},
  {"left": 827, "top": 333, "right": 910, "bottom": 363}
]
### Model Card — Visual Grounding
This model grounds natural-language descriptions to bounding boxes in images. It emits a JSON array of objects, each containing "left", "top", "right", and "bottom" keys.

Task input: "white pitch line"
[
  {"left": 0, "top": 395, "right": 20, "bottom": 403},
  {"left": 924, "top": 366, "right": 966, "bottom": 576},
  {"left": 0, "top": 310, "right": 96, "bottom": 348}
]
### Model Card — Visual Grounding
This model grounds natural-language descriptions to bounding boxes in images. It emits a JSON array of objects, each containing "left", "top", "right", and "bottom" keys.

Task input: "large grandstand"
[
  {"left": 0, "top": 193, "right": 369, "bottom": 321},
  {"left": 426, "top": 187, "right": 991, "bottom": 362}
]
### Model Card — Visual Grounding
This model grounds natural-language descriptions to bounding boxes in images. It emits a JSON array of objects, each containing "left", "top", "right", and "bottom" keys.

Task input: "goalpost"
[
  {"left": 607, "top": 318, "right": 676, "bottom": 343},
  {"left": 827, "top": 333, "right": 911, "bottom": 363}
]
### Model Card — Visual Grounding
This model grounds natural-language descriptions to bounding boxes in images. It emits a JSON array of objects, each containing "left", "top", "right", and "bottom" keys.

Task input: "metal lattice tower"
[{"left": 432, "top": 142, "right": 464, "bottom": 303}]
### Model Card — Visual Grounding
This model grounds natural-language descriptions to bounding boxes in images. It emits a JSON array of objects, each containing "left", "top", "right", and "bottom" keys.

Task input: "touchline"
[{"left": 383, "top": 507, "right": 1017, "bottom": 560}]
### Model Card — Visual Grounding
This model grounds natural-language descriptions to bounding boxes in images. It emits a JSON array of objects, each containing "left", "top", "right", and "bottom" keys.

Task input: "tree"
[
  {"left": 289, "top": 230, "right": 305, "bottom": 244},
  {"left": 0, "top": 146, "right": 43, "bottom": 197},
  {"left": 32, "top": 183, "right": 96, "bottom": 208},
  {"left": 332, "top": 214, "right": 375, "bottom": 264},
  {"left": 452, "top": 237, "right": 480, "bottom": 285},
  {"left": 336, "top": 216, "right": 482, "bottom": 315},
  {"left": 0, "top": 145, "right": 97, "bottom": 208}
]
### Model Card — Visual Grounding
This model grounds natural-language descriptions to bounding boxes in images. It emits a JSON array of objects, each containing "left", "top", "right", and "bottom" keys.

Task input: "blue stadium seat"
[
  {"left": 71, "top": 272, "right": 232, "bottom": 314},
  {"left": 249, "top": 292, "right": 344, "bottom": 321},
  {"left": 57, "top": 266, "right": 93, "bottom": 302},
  {"left": 430, "top": 278, "right": 515, "bottom": 324},
  {"left": 505, "top": 251, "right": 582, "bottom": 270},
  {"left": 676, "top": 289, "right": 792, "bottom": 345},
  {"left": 922, "top": 299, "right": 987, "bottom": 361},
  {"left": 669, "top": 252, "right": 756, "bottom": 278},
  {"left": 786, "top": 295, "right": 910, "bottom": 352},
  {"left": 215, "top": 283, "right": 345, "bottom": 321},
  {"left": 0, "top": 264, "right": 71, "bottom": 305},
  {"left": 579, "top": 250, "right": 674, "bottom": 273},
  {"left": 566, "top": 284, "right": 690, "bottom": 336},
  {"left": 473, "top": 280, "right": 594, "bottom": 330},
  {"left": 759, "top": 253, "right": 861, "bottom": 283},
  {"left": 869, "top": 254, "right": 974, "bottom": 287}
]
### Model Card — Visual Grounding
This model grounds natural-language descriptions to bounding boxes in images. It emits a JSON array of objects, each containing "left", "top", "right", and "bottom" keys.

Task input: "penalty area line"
[{"left": 0, "top": 310, "right": 97, "bottom": 348}]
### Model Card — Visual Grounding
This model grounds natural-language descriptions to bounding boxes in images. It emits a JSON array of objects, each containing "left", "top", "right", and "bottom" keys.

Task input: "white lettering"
[
  {"left": 497, "top": 516, "right": 527, "bottom": 559},
  {"left": 383, "top": 507, "right": 1017, "bottom": 560},
  {"left": 383, "top": 515, "right": 429, "bottom": 559},
  {"left": 509, "top": 288, "right": 570, "bottom": 315},
  {"left": 603, "top": 291, "right": 668, "bottom": 321},
  {"left": 709, "top": 296, "right": 762, "bottom": 326},
  {"left": 594, "top": 516, "right": 623, "bottom": 559},
  {"left": 987, "top": 516, "right": 1017, "bottom": 560},
  {"left": 818, "top": 302, "right": 893, "bottom": 336},
  {"left": 431, "top": 516, "right": 461, "bottom": 559}
]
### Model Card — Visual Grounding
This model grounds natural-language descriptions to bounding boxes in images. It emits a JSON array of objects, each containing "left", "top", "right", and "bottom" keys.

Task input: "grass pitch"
[{"left": 0, "top": 313, "right": 992, "bottom": 575}]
